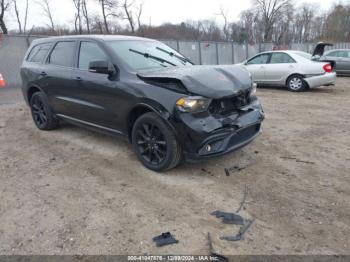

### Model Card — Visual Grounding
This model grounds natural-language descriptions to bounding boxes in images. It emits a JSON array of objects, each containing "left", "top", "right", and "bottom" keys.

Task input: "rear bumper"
[
  {"left": 304, "top": 72, "right": 336, "bottom": 88},
  {"left": 172, "top": 99, "right": 265, "bottom": 162}
]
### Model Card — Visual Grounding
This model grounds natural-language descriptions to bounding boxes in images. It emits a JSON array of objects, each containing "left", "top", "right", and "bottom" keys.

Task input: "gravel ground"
[{"left": 0, "top": 78, "right": 349, "bottom": 255}]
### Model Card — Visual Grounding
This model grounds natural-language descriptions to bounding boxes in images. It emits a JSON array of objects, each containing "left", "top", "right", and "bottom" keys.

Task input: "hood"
[
  {"left": 137, "top": 65, "right": 252, "bottom": 99},
  {"left": 312, "top": 42, "right": 333, "bottom": 57}
]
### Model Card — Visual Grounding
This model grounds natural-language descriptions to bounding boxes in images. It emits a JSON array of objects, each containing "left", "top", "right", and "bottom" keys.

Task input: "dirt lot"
[{"left": 0, "top": 78, "right": 349, "bottom": 255}]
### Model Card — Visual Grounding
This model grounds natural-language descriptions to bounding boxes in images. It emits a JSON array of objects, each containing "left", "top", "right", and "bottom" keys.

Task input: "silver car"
[
  {"left": 243, "top": 51, "right": 336, "bottom": 92},
  {"left": 322, "top": 49, "right": 350, "bottom": 76}
]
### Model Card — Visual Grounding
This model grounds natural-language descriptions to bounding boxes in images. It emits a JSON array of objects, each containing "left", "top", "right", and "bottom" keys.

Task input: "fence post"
[
  {"left": 215, "top": 42, "right": 219, "bottom": 65},
  {"left": 198, "top": 41, "right": 202, "bottom": 65},
  {"left": 232, "top": 42, "right": 235, "bottom": 64},
  {"left": 245, "top": 42, "right": 249, "bottom": 60},
  {"left": 176, "top": 40, "right": 180, "bottom": 52}
]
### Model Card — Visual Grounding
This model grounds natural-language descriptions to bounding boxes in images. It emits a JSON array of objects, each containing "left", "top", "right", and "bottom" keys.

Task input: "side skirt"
[{"left": 56, "top": 114, "right": 128, "bottom": 139}]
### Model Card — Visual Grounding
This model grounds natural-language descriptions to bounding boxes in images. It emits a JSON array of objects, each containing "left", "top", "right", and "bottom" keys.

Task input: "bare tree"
[
  {"left": 122, "top": 0, "right": 135, "bottom": 33},
  {"left": 73, "top": 0, "right": 83, "bottom": 34},
  {"left": 12, "top": 0, "right": 29, "bottom": 34},
  {"left": 254, "top": 0, "right": 292, "bottom": 42},
  {"left": 0, "top": 0, "right": 10, "bottom": 34},
  {"left": 97, "top": 0, "right": 119, "bottom": 34},
  {"left": 37, "top": 0, "right": 55, "bottom": 32},
  {"left": 216, "top": 6, "right": 230, "bottom": 41},
  {"left": 136, "top": 2, "right": 143, "bottom": 30},
  {"left": 81, "top": 0, "right": 90, "bottom": 33},
  {"left": 13, "top": 0, "right": 22, "bottom": 33},
  {"left": 23, "top": 0, "right": 29, "bottom": 33}
]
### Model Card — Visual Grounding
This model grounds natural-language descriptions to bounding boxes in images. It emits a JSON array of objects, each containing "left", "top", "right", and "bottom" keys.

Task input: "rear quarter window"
[
  {"left": 27, "top": 43, "right": 52, "bottom": 63},
  {"left": 48, "top": 41, "right": 77, "bottom": 67}
]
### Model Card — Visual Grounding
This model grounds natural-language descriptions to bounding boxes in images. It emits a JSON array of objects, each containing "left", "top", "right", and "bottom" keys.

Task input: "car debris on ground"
[
  {"left": 152, "top": 232, "right": 179, "bottom": 247},
  {"left": 280, "top": 156, "right": 315, "bottom": 165},
  {"left": 207, "top": 233, "right": 229, "bottom": 262},
  {"left": 224, "top": 160, "right": 256, "bottom": 176},
  {"left": 211, "top": 185, "right": 255, "bottom": 242},
  {"left": 220, "top": 219, "right": 256, "bottom": 242},
  {"left": 211, "top": 211, "right": 245, "bottom": 225}
]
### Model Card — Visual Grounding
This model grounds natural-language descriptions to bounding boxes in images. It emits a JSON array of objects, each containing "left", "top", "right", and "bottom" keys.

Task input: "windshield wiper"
[
  {"left": 156, "top": 47, "right": 194, "bottom": 65},
  {"left": 129, "top": 49, "right": 176, "bottom": 66}
]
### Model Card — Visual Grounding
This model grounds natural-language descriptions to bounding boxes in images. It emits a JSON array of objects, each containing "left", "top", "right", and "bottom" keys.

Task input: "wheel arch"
[
  {"left": 126, "top": 103, "right": 175, "bottom": 143},
  {"left": 27, "top": 85, "right": 44, "bottom": 103},
  {"left": 286, "top": 73, "right": 308, "bottom": 87}
]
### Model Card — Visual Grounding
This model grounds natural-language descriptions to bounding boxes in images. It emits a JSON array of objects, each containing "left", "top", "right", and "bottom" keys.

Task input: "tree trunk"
[
  {"left": 0, "top": 0, "right": 8, "bottom": 34},
  {"left": 101, "top": 0, "right": 110, "bottom": 34},
  {"left": 82, "top": 0, "right": 90, "bottom": 34},
  {"left": 13, "top": 0, "right": 22, "bottom": 34}
]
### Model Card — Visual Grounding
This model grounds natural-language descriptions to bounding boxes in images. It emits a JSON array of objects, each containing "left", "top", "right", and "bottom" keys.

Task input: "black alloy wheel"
[
  {"left": 30, "top": 92, "right": 59, "bottom": 130},
  {"left": 31, "top": 95, "right": 47, "bottom": 128},
  {"left": 136, "top": 122, "right": 167, "bottom": 165},
  {"left": 132, "top": 112, "right": 182, "bottom": 172}
]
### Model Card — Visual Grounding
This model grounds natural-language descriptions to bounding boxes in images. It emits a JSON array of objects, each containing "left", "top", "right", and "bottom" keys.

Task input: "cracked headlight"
[{"left": 176, "top": 96, "right": 211, "bottom": 113}]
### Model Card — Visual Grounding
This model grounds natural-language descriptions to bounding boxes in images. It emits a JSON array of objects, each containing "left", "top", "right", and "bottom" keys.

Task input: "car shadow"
[{"left": 56, "top": 121, "right": 256, "bottom": 176}]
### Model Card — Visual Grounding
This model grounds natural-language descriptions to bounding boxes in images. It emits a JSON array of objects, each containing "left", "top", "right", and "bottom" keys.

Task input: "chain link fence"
[{"left": 1, "top": 35, "right": 350, "bottom": 87}]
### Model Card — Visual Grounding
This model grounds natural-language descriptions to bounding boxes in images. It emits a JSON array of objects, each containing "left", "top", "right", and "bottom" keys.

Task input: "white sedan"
[{"left": 243, "top": 50, "right": 336, "bottom": 92}]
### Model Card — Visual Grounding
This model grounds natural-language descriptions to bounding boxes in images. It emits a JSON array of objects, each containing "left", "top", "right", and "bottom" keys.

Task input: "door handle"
[
  {"left": 40, "top": 71, "right": 47, "bottom": 76},
  {"left": 75, "top": 76, "right": 83, "bottom": 81}
]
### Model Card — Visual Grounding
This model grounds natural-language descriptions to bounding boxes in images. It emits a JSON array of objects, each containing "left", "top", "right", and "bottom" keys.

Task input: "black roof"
[{"left": 32, "top": 34, "right": 156, "bottom": 44}]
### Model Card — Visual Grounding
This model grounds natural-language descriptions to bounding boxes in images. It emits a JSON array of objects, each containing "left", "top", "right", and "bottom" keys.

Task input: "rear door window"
[
  {"left": 48, "top": 41, "right": 76, "bottom": 67},
  {"left": 327, "top": 51, "right": 339, "bottom": 57},
  {"left": 338, "top": 51, "right": 349, "bottom": 58},
  {"left": 78, "top": 41, "right": 108, "bottom": 70},
  {"left": 270, "top": 53, "right": 295, "bottom": 64},
  {"left": 247, "top": 54, "right": 270, "bottom": 65},
  {"left": 27, "top": 43, "right": 52, "bottom": 63}
]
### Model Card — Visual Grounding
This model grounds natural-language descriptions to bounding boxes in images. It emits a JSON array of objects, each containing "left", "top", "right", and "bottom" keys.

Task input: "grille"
[
  {"left": 228, "top": 124, "right": 260, "bottom": 148},
  {"left": 209, "top": 91, "right": 250, "bottom": 115}
]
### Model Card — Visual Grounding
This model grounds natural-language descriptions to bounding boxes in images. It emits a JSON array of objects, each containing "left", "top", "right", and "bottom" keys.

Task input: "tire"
[
  {"left": 131, "top": 112, "right": 182, "bottom": 172},
  {"left": 30, "top": 92, "right": 59, "bottom": 130},
  {"left": 287, "top": 75, "right": 307, "bottom": 92}
]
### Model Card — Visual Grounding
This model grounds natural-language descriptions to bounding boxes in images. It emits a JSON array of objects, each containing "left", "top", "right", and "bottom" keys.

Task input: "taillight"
[
  {"left": 0, "top": 74, "right": 5, "bottom": 87},
  {"left": 323, "top": 64, "right": 332, "bottom": 73}
]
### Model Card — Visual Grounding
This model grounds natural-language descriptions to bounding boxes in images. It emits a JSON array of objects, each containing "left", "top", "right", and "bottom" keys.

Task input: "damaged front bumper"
[{"left": 173, "top": 99, "right": 265, "bottom": 161}]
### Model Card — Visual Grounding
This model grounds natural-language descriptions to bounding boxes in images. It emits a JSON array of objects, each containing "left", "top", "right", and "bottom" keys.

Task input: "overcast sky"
[{"left": 6, "top": 0, "right": 345, "bottom": 31}]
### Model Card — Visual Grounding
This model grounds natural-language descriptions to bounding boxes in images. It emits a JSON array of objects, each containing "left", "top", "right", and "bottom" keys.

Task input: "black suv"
[{"left": 21, "top": 35, "right": 264, "bottom": 171}]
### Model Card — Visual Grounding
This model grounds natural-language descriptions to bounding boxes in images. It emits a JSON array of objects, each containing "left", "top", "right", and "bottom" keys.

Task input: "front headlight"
[
  {"left": 176, "top": 96, "right": 211, "bottom": 113},
  {"left": 250, "top": 83, "right": 257, "bottom": 97}
]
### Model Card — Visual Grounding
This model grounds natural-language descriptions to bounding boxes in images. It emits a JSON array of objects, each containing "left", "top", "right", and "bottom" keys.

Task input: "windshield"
[{"left": 107, "top": 40, "right": 192, "bottom": 70}]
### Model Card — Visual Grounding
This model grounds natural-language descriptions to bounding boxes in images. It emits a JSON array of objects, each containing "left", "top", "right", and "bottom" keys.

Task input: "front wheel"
[
  {"left": 287, "top": 75, "right": 307, "bottom": 92},
  {"left": 132, "top": 112, "right": 182, "bottom": 172}
]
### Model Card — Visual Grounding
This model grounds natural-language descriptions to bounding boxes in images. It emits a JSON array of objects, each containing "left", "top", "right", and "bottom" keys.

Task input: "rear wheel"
[
  {"left": 30, "top": 92, "right": 59, "bottom": 130},
  {"left": 132, "top": 112, "right": 182, "bottom": 172},
  {"left": 287, "top": 75, "right": 307, "bottom": 92}
]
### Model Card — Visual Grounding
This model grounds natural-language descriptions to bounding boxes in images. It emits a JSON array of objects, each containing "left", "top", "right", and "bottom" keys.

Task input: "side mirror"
[{"left": 89, "top": 61, "right": 116, "bottom": 76}]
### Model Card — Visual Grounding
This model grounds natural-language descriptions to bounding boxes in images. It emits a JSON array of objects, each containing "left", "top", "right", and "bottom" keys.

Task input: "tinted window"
[
  {"left": 78, "top": 42, "right": 108, "bottom": 70},
  {"left": 48, "top": 41, "right": 76, "bottom": 67},
  {"left": 270, "top": 53, "right": 295, "bottom": 64},
  {"left": 247, "top": 54, "right": 270, "bottom": 65},
  {"left": 27, "top": 43, "right": 52, "bottom": 63}
]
